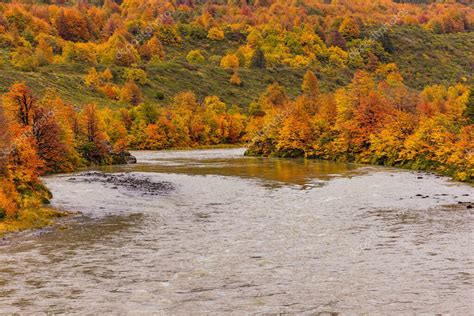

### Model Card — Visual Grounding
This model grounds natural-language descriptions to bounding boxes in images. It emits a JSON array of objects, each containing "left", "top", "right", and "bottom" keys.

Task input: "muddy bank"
[{"left": 66, "top": 171, "right": 174, "bottom": 196}]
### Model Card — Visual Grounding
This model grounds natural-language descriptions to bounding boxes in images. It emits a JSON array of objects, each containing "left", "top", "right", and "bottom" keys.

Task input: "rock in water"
[
  {"left": 111, "top": 151, "right": 137, "bottom": 165},
  {"left": 126, "top": 155, "right": 137, "bottom": 164}
]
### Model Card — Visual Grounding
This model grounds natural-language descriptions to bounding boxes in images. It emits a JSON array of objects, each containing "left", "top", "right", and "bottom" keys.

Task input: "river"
[{"left": 1, "top": 148, "right": 473, "bottom": 314}]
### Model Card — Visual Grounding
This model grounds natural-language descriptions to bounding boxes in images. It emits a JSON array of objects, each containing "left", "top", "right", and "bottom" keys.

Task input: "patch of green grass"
[
  {"left": 0, "top": 207, "right": 67, "bottom": 237},
  {"left": 388, "top": 26, "right": 474, "bottom": 89}
]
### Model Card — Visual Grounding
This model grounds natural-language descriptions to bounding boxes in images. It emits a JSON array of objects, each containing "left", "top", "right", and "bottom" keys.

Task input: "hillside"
[
  {"left": 388, "top": 26, "right": 474, "bottom": 90},
  {"left": 1, "top": 25, "right": 472, "bottom": 109},
  {"left": 0, "top": 42, "right": 346, "bottom": 108}
]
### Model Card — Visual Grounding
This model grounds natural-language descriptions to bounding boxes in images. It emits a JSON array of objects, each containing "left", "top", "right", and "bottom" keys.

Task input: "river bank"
[
  {"left": 0, "top": 149, "right": 138, "bottom": 237},
  {"left": 0, "top": 170, "right": 174, "bottom": 238},
  {"left": 244, "top": 148, "right": 474, "bottom": 184},
  {"left": 0, "top": 207, "right": 68, "bottom": 237}
]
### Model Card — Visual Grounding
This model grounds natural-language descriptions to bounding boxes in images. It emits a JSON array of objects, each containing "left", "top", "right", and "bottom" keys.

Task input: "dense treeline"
[
  {"left": 0, "top": 0, "right": 471, "bottom": 72},
  {"left": 246, "top": 67, "right": 474, "bottom": 181}
]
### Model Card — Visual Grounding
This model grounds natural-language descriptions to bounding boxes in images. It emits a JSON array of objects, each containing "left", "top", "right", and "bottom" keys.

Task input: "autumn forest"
[
  {"left": 0, "top": 0, "right": 473, "bottom": 246},
  {"left": 0, "top": 0, "right": 474, "bottom": 313}
]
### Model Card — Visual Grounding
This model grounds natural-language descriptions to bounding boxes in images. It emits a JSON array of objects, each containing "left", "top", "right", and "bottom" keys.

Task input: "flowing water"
[{"left": 1, "top": 148, "right": 473, "bottom": 314}]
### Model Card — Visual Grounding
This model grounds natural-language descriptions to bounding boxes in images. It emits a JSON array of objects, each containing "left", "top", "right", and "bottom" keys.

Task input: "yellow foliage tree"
[
  {"left": 186, "top": 50, "right": 205, "bottom": 64},
  {"left": 220, "top": 54, "right": 240, "bottom": 69},
  {"left": 207, "top": 27, "right": 225, "bottom": 40},
  {"left": 230, "top": 72, "right": 242, "bottom": 86},
  {"left": 120, "top": 80, "right": 143, "bottom": 106},
  {"left": 339, "top": 17, "right": 361, "bottom": 40},
  {"left": 35, "top": 38, "right": 54, "bottom": 66},
  {"left": 84, "top": 68, "right": 101, "bottom": 88}
]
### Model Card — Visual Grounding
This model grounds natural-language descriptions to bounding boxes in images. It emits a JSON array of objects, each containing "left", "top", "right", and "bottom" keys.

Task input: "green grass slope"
[
  {"left": 0, "top": 26, "right": 472, "bottom": 109},
  {"left": 388, "top": 26, "right": 474, "bottom": 89}
]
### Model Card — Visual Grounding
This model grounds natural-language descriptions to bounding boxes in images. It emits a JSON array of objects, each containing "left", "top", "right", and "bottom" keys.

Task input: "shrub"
[
  {"left": 123, "top": 68, "right": 149, "bottom": 85},
  {"left": 207, "top": 27, "right": 225, "bottom": 41},
  {"left": 156, "top": 91, "right": 165, "bottom": 100},
  {"left": 220, "top": 54, "right": 240, "bottom": 69},
  {"left": 230, "top": 72, "right": 242, "bottom": 86},
  {"left": 186, "top": 49, "right": 205, "bottom": 64},
  {"left": 11, "top": 46, "right": 38, "bottom": 71}
]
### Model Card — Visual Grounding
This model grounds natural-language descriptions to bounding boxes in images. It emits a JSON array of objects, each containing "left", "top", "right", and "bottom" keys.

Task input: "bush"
[
  {"left": 220, "top": 54, "right": 240, "bottom": 69},
  {"left": 186, "top": 49, "right": 205, "bottom": 64},
  {"left": 230, "top": 72, "right": 241, "bottom": 86},
  {"left": 62, "top": 42, "right": 97, "bottom": 64},
  {"left": 156, "top": 91, "right": 165, "bottom": 100},
  {"left": 179, "top": 24, "right": 207, "bottom": 40},
  {"left": 123, "top": 68, "right": 149, "bottom": 85},
  {"left": 11, "top": 46, "right": 38, "bottom": 71},
  {"left": 207, "top": 27, "right": 225, "bottom": 41}
]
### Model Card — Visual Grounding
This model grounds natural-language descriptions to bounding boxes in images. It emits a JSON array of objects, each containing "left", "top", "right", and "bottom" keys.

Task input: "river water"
[{"left": 1, "top": 148, "right": 473, "bottom": 314}]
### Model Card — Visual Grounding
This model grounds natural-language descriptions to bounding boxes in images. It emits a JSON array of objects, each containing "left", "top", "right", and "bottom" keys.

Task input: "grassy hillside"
[
  {"left": 388, "top": 26, "right": 474, "bottom": 90},
  {"left": 0, "top": 50, "right": 351, "bottom": 109},
  {"left": 0, "top": 26, "right": 472, "bottom": 109}
]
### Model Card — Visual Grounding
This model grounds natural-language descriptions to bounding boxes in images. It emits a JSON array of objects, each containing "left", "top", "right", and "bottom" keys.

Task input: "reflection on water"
[
  {"left": 99, "top": 149, "right": 361, "bottom": 187},
  {"left": 1, "top": 148, "right": 473, "bottom": 314}
]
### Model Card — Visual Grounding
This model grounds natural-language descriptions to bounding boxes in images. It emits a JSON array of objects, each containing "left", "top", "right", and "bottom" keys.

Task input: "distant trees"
[
  {"left": 301, "top": 70, "right": 320, "bottom": 114},
  {"left": 11, "top": 46, "right": 38, "bottom": 71},
  {"left": 122, "top": 91, "right": 246, "bottom": 149},
  {"left": 464, "top": 90, "right": 474, "bottom": 124},
  {"left": 302, "top": 70, "right": 319, "bottom": 101},
  {"left": 84, "top": 68, "right": 101, "bottom": 88},
  {"left": 139, "top": 37, "right": 165, "bottom": 62},
  {"left": 338, "top": 17, "right": 361, "bottom": 41},
  {"left": 62, "top": 42, "right": 97, "bottom": 64},
  {"left": 123, "top": 68, "right": 148, "bottom": 85},
  {"left": 35, "top": 38, "right": 54, "bottom": 66},
  {"left": 425, "top": 8, "right": 471, "bottom": 34},
  {"left": 97, "top": 32, "right": 139, "bottom": 67},
  {"left": 0, "top": 0, "right": 472, "bottom": 189},
  {"left": 78, "top": 104, "right": 109, "bottom": 164},
  {"left": 55, "top": 9, "right": 91, "bottom": 42},
  {"left": 326, "top": 30, "right": 346, "bottom": 49},
  {"left": 0, "top": 0, "right": 470, "bottom": 79}
]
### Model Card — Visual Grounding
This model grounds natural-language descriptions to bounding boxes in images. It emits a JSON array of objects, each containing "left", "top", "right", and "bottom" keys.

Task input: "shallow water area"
[{"left": 0, "top": 148, "right": 472, "bottom": 314}]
